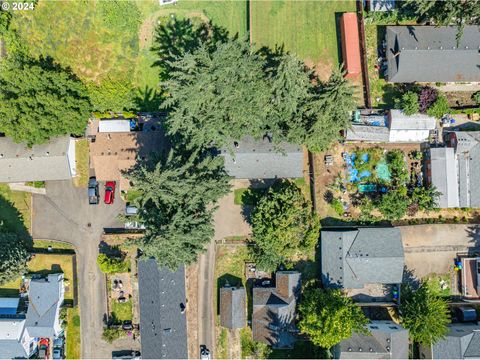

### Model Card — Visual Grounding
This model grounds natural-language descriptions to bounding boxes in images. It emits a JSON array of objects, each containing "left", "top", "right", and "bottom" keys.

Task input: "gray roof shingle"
[
  {"left": 0, "top": 136, "right": 73, "bottom": 182},
  {"left": 220, "top": 287, "right": 246, "bottom": 329},
  {"left": 345, "top": 125, "right": 390, "bottom": 142},
  {"left": 386, "top": 26, "right": 480, "bottom": 83},
  {"left": 252, "top": 271, "right": 301, "bottom": 349},
  {"left": 138, "top": 259, "right": 188, "bottom": 359},
  {"left": 321, "top": 228, "right": 405, "bottom": 289},
  {"left": 220, "top": 137, "right": 304, "bottom": 179},
  {"left": 431, "top": 324, "right": 480, "bottom": 359},
  {"left": 336, "top": 321, "right": 409, "bottom": 359},
  {"left": 429, "top": 147, "right": 459, "bottom": 208}
]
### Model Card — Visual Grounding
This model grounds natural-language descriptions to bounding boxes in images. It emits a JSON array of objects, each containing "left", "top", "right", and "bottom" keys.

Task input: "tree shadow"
[
  {"left": 151, "top": 17, "right": 230, "bottom": 81},
  {"left": 217, "top": 273, "right": 242, "bottom": 315},
  {"left": 465, "top": 225, "right": 480, "bottom": 248},
  {"left": 402, "top": 266, "right": 420, "bottom": 290},
  {"left": 0, "top": 194, "right": 32, "bottom": 249},
  {"left": 256, "top": 44, "right": 286, "bottom": 74},
  {"left": 133, "top": 86, "right": 164, "bottom": 112},
  {"left": 98, "top": 241, "right": 123, "bottom": 258}
]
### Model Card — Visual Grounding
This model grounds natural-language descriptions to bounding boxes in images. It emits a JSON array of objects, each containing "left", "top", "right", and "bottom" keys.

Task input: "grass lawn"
[
  {"left": 217, "top": 327, "right": 228, "bottom": 359},
  {"left": 0, "top": 184, "right": 31, "bottom": 236},
  {"left": 424, "top": 273, "right": 452, "bottom": 298},
  {"left": 0, "top": 253, "right": 75, "bottom": 300},
  {"left": 73, "top": 139, "right": 89, "bottom": 188},
  {"left": 10, "top": 0, "right": 247, "bottom": 109},
  {"left": 66, "top": 306, "right": 81, "bottom": 360},
  {"left": 33, "top": 239, "right": 75, "bottom": 252},
  {"left": 251, "top": 0, "right": 356, "bottom": 78},
  {"left": 111, "top": 299, "right": 133, "bottom": 323},
  {"left": 364, "top": 24, "right": 399, "bottom": 108}
]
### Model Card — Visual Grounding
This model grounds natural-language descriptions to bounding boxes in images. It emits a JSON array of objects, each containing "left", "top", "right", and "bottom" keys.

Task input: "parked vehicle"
[
  {"left": 53, "top": 337, "right": 64, "bottom": 348},
  {"left": 53, "top": 348, "right": 62, "bottom": 360},
  {"left": 124, "top": 204, "right": 146, "bottom": 230},
  {"left": 88, "top": 177, "right": 99, "bottom": 205},
  {"left": 122, "top": 320, "right": 133, "bottom": 331},
  {"left": 38, "top": 339, "right": 49, "bottom": 359},
  {"left": 88, "top": 176, "right": 100, "bottom": 205},
  {"left": 104, "top": 181, "right": 116, "bottom": 205}
]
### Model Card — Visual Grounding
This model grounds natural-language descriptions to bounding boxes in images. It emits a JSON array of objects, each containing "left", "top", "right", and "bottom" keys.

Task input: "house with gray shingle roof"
[
  {"left": 0, "top": 136, "right": 76, "bottom": 183},
  {"left": 420, "top": 324, "right": 480, "bottom": 359},
  {"left": 321, "top": 228, "right": 404, "bottom": 289},
  {"left": 252, "top": 271, "right": 301, "bottom": 349},
  {"left": 25, "top": 273, "right": 65, "bottom": 338},
  {"left": 0, "top": 316, "right": 37, "bottom": 359},
  {"left": 220, "top": 136, "right": 304, "bottom": 179},
  {"left": 334, "top": 321, "right": 409, "bottom": 359},
  {"left": 428, "top": 132, "right": 480, "bottom": 208},
  {"left": 138, "top": 259, "right": 188, "bottom": 359},
  {"left": 386, "top": 26, "right": 480, "bottom": 83},
  {"left": 220, "top": 287, "right": 246, "bottom": 329}
]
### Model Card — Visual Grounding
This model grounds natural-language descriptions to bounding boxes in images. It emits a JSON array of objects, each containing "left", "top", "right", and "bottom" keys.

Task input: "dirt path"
[
  {"left": 228, "top": 329, "right": 242, "bottom": 359},
  {"left": 186, "top": 263, "right": 199, "bottom": 359}
]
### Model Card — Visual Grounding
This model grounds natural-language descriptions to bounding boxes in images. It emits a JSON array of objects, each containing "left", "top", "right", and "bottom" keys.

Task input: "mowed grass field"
[
  {"left": 10, "top": 0, "right": 247, "bottom": 96},
  {"left": 251, "top": 0, "right": 356, "bottom": 79}
]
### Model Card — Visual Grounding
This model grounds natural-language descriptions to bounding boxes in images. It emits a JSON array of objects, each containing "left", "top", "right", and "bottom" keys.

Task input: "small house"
[
  {"left": 220, "top": 287, "right": 246, "bottom": 329},
  {"left": 420, "top": 324, "right": 480, "bottom": 359},
  {"left": 387, "top": 110, "right": 436, "bottom": 143}
]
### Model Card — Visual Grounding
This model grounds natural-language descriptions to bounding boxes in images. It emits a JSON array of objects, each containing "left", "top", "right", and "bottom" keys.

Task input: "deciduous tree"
[
  {"left": 400, "top": 281, "right": 450, "bottom": 345},
  {"left": 298, "top": 288, "right": 369, "bottom": 349},
  {"left": 250, "top": 181, "right": 320, "bottom": 272},
  {"left": 394, "top": 91, "right": 419, "bottom": 116}
]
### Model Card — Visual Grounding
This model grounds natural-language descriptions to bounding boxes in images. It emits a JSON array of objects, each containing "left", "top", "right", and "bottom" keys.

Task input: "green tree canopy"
[
  {"left": 127, "top": 148, "right": 231, "bottom": 269},
  {"left": 411, "top": 187, "right": 440, "bottom": 211},
  {"left": 0, "top": 233, "right": 29, "bottom": 286},
  {"left": 427, "top": 94, "right": 450, "bottom": 119},
  {"left": 163, "top": 37, "right": 271, "bottom": 150},
  {"left": 0, "top": 56, "right": 91, "bottom": 145},
  {"left": 402, "top": 0, "right": 480, "bottom": 41},
  {"left": 96, "top": 254, "right": 130, "bottom": 274},
  {"left": 400, "top": 282, "right": 450, "bottom": 345},
  {"left": 376, "top": 186, "right": 409, "bottom": 221},
  {"left": 250, "top": 181, "right": 320, "bottom": 272},
  {"left": 299, "top": 288, "right": 369, "bottom": 349},
  {"left": 394, "top": 91, "right": 419, "bottom": 116}
]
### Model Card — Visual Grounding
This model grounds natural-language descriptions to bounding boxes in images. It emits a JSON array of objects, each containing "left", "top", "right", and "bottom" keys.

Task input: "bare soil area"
[{"left": 186, "top": 263, "right": 199, "bottom": 359}]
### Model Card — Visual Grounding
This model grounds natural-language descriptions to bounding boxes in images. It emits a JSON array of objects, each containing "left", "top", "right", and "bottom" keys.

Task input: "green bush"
[
  {"left": 427, "top": 95, "right": 450, "bottom": 119},
  {"left": 386, "top": 150, "right": 409, "bottom": 186},
  {"left": 331, "top": 198, "right": 344, "bottom": 216},
  {"left": 97, "top": 254, "right": 130, "bottom": 274},
  {"left": 395, "top": 91, "right": 419, "bottom": 116},
  {"left": 102, "top": 327, "right": 125, "bottom": 344},
  {"left": 473, "top": 92, "right": 480, "bottom": 105},
  {"left": 240, "top": 327, "right": 271, "bottom": 359}
]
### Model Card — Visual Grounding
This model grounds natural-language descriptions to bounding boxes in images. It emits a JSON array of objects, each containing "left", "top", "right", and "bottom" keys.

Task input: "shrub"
[
  {"left": 331, "top": 198, "right": 345, "bottom": 216},
  {"left": 418, "top": 86, "right": 438, "bottom": 113},
  {"left": 377, "top": 187, "right": 409, "bottom": 221},
  {"left": 386, "top": 150, "right": 409, "bottom": 186},
  {"left": 473, "top": 91, "right": 480, "bottom": 105},
  {"left": 97, "top": 254, "right": 130, "bottom": 274},
  {"left": 395, "top": 91, "right": 419, "bottom": 115},
  {"left": 102, "top": 328, "right": 125, "bottom": 344},
  {"left": 427, "top": 95, "right": 450, "bottom": 119}
]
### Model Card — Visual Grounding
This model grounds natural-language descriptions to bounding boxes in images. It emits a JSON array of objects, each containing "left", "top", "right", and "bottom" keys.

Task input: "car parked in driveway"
[
  {"left": 104, "top": 181, "right": 116, "bottom": 204},
  {"left": 88, "top": 177, "right": 99, "bottom": 205},
  {"left": 52, "top": 348, "right": 62, "bottom": 360}
]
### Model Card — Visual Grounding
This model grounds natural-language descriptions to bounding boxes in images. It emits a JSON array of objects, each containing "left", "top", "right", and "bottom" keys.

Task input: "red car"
[{"left": 104, "top": 181, "right": 116, "bottom": 204}]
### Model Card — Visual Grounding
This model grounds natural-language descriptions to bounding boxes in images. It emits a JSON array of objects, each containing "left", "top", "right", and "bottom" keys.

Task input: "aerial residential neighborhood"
[{"left": 0, "top": 0, "right": 480, "bottom": 359}]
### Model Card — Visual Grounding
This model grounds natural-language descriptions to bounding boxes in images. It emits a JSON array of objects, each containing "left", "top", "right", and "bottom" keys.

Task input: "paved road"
[
  {"left": 400, "top": 224, "right": 480, "bottom": 278},
  {"left": 197, "top": 183, "right": 252, "bottom": 355},
  {"left": 32, "top": 180, "right": 126, "bottom": 359}
]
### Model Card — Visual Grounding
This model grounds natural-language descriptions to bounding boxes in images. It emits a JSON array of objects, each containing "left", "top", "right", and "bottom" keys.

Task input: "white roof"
[
  {"left": 389, "top": 109, "right": 436, "bottom": 131},
  {"left": 0, "top": 298, "right": 19, "bottom": 310},
  {"left": 389, "top": 129, "right": 431, "bottom": 143},
  {"left": 98, "top": 119, "right": 131, "bottom": 133},
  {"left": 0, "top": 318, "right": 25, "bottom": 340}
]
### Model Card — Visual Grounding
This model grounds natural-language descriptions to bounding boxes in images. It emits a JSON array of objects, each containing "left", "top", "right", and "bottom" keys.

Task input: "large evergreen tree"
[
  {"left": 250, "top": 181, "right": 320, "bottom": 271},
  {"left": 0, "top": 56, "right": 91, "bottom": 145},
  {"left": 0, "top": 233, "right": 29, "bottom": 286},
  {"left": 403, "top": 0, "right": 480, "bottom": 40},
  {"left": 299, "top": 288, "right": 369, "bottom": 349},
  {"left": 127, "top": 148, "right": 231, "bottom": 269},
  {"left": 163, "top": 37, "right": 271, "bottom": 150}
]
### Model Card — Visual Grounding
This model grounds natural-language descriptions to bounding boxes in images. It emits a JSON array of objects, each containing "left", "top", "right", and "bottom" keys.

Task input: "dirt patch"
[
  {"left": 186, "top": 263, "right": 199, "bottom": 359},
  {"left": 227, "top": 329, "right": 241, "bottom": 359}
]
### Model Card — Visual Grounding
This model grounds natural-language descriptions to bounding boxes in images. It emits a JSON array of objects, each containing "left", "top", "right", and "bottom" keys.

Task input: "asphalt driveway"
[
  {"left": 399, "top": 224, "right": 480, "bottom": 278},
  {"left": 32, "top": 180, "right": 126, "bottom": 359}
]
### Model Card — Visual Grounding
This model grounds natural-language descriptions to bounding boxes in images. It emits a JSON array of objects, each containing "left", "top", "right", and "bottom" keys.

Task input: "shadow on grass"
[
  {"left": 0, "top": 194, "right": 32, "bottom": 248},
  {"left": 216, "top": 273, "right": 242, "bottom": 315}
]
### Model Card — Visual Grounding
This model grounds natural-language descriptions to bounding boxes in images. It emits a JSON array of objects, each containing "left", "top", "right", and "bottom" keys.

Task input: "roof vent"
[
  {"left": 386, "top": 338, "right": 391, "bottom": 343},
  {"left": 359, "top": 347, "right": 363, "bottom": 352},
  {"left": 29, "top": 156, "right": 33, "bottom": 160},
  {"left": 369, "top": 348, "right": 373, "bottom": 352},
  {"left": 466, "top": 46, "right": 469, "bottom": 49},
  {"left": 46, "top": 151, "right": 50, "bottom": 156},
  {"left": 163, "top": 328, "right": 172, "bottom": 334},
  {"left": 234, "top": 141, "right": 239, "bottom": 148},
  {"left": 386, "top": 346, "right": 390, "bottom": 352},
  {"left": 0, "top": 154, "right": 3, "bottom": 158},
  {"left": 107, "top": 134, "right": 111, "bottom": 140},
  {"left": 348, "top": 348, "right": 352, "bottom": 352}
]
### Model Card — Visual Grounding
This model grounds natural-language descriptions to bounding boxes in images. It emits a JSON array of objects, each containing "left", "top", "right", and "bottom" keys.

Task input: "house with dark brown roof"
[
  {"left": 220, "top": 287, "right": 246, "bottom": 329},
  {"left": 252, "top": 271, "right": 301, "bottom": 349}
]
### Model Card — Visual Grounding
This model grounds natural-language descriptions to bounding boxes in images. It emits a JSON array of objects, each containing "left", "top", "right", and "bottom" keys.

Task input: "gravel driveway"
[
  {"left": 32, "top": 180, "right": 130, "bottom": 359},
  {"left": 399, "top": 224, "right": 480, "bottom": 278}
]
